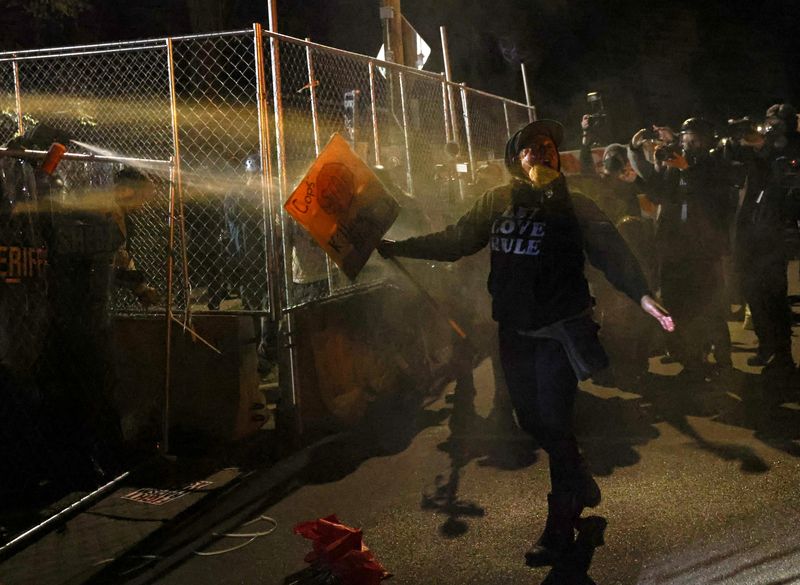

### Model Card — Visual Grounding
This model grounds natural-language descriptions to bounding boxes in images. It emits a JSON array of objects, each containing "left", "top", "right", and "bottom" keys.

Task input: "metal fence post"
[
  {"left": 253, "top": 23, "right": 279, "bottom": 320},
  {"left": 460, "top": 84, "right": 475, "bottom": 183},
  {"left": 305, "top": 40, "right": 321, "bottom": 156},
  {"left": 440, "top": 73, "right": 452, "bottom": 143},
  {"left": 12, "top": 61, "right": 23, "bottom": 135},
  {"left": 267, "top": 5, "right": 301, "bottom": 427},
  {"left": 440, "top": 26, "right": 460, "bottom": 145},
  {"left": 368, "top": 61, "right": 381, "bottom": 166},
  {"left": 521, "top": 62, "right": 535, "bottom": 122},
  {"left": 398, "top": 71, "right": 414, "bottom": 196},
  {"left": 162, "top": 158, "right": 177, "bottom": 456},
  {"left": 162, "top": 37, "right": 186, "bottom": 455},
  {"left": 503, "top": 101, "right": 511, "bottom": 140},
  {"left": 305, "top": 39, "right": 336, "bottom": 292}
]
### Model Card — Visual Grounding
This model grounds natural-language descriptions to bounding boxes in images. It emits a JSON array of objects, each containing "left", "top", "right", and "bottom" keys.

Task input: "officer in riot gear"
[
  {"left": 733, "top": 103, "right": 799, "bottom": 371},
  {"left": 631, "top": 117, "right": 742, "bottom": 378}
]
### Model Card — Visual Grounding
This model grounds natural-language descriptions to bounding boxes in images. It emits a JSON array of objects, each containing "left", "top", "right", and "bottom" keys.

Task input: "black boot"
[{"left": 525, "top": 493, "right": 580, "bottom": 567}]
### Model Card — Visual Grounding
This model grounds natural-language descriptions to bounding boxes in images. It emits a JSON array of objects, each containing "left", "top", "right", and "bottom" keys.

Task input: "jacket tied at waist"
[{"left": 515, "top": 308, "right": 609, "bottom": 381}]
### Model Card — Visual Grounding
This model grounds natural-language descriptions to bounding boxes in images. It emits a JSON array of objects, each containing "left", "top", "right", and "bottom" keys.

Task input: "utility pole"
[{"left": 379, "top": 0, "right": 405, "bottom": 65}]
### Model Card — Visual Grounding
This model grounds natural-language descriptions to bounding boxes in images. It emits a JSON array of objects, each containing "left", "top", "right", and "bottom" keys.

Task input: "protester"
[{"left": 378, "top": 120, "right": 674, "bottom": 567}]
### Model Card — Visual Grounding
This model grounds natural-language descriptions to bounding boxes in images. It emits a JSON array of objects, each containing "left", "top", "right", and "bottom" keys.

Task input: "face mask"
[{"left": 528, "top": 164, "right": 560, "bottom": 188}]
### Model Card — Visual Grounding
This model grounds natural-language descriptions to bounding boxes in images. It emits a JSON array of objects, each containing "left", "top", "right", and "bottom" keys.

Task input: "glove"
[{"left": 376, "top": 239, "right": 397, "bottom": 259}]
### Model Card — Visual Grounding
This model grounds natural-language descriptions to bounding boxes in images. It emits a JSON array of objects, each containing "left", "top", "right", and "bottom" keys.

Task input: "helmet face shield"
[{"left": 244, "top": 154, "right": 260, "bottom": 173}]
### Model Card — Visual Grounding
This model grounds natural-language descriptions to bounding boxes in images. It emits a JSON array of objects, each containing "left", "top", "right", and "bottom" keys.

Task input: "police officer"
[
  {"left": 633, "top": 118, "right": 741, "bottom": 377},
  {"left": 734, "top": 104, "right": 799, "bottom": 371},
  {"left": 378, "top": 120, "right": 674, "bottom": 566},
  {"left": 573, "top": 114, "right": 643, "bottom": 223}
]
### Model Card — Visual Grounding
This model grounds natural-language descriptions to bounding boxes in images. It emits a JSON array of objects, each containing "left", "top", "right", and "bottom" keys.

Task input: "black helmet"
[
  {"left": 504, "top": 119, "right": 564, "bottom": 175},
  {"left": 765, "top": 103, "right": 797, "bottom": 124},
  {"left": 602, "top": 143, "right": 627, "bottom": 175},
  {"left": 679, "top": 117, "right": 714, "bottom": 139}
]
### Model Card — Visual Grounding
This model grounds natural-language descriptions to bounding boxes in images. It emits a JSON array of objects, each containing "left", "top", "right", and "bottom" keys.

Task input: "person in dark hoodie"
[{"left": 377, "top": 120, "right": 674, "bottom": 567}]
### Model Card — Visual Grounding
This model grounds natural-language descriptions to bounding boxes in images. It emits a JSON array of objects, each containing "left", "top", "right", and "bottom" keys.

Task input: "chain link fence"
[{"left": 0, "top": 27, "right": 534, "bottom": 550}]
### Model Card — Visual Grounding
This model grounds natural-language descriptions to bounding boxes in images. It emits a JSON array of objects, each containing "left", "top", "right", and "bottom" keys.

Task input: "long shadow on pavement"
[
  {"left": 420, "top": 362, "right": 540, "bottom": 539},
  {"left": 579, "top": 360, "right": 800, "bottom": 480}
]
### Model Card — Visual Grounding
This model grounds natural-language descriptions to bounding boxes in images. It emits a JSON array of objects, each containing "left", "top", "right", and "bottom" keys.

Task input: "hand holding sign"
[{"left": 285, "top": 134, "right": 399, "bottom": 280}]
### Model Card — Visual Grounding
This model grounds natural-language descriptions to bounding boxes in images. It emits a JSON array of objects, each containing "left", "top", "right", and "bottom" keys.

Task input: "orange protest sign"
[{"left": 285, "top": 134, "right": 399, "bottom": 280}]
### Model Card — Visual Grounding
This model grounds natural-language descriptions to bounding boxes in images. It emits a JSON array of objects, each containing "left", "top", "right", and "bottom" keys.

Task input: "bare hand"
[
  {"left": 631, "top": 128, "right": 648, "bottom": 148},
  {"left": 641, "top": 294, "right": 675, "bottom": 332},
  {"left": 653, "top": 125, "right": 675, "bottom": 142},
  {"left": 581, "top": 114, "right": 591, "bottom": 131}
]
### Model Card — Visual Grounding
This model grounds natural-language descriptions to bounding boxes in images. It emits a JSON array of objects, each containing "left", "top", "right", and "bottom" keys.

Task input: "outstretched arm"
[
  {"left": 378, "top": 190, "right": 499, "bottom": 262},
  {"left": 574, "top": 194, "right": 674, "bottom": 332}
]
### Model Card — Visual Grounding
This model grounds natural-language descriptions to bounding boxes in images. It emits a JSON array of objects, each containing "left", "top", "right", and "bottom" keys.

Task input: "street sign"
[{"left": 376, "top": 16, "right": 431, "bottom": 76}]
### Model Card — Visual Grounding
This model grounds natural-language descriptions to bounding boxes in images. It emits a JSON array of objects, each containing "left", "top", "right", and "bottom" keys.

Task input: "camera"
[
  {"left": 585, "top": 92, "right": 606, "bottom": 131},
  {"left": 725, "top": 117, "right": 760, "bottom": 142},
  {"left": 654, "top": 143, "right": 682, "bottom": 162}
]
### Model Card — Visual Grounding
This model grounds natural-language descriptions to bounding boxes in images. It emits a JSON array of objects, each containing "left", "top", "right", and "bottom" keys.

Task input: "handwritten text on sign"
[{"left": 285, "top": 134, "right": 399, "bottom": 280}]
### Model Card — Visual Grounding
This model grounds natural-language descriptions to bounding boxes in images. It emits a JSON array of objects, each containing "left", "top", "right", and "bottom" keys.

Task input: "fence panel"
[
  {"left": 170, "top": 32, "right": 272, "bottom": 315},
  {"left": 0, "top": 28, "right": 535, "bottom": 553},
  {"left": 0, "top": 63, "right": 18, "bottom": 144},
  {"left": 507, "top": 102, "right": 533, "bottom": 136},
  {"left": 9, "top": 47, "right": 174, "bottom": 316},
  {"left": 465, "top": 89, "right": 511, "bottom": 163}
]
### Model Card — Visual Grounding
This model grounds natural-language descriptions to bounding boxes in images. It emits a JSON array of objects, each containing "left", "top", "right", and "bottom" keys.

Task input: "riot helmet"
[
  {"left": 763, "top": 103, "right": 798, "bottom": 150},
  {"left": 679, "top": 117, "right": 714, "bottom": 165},
  {"left": 504, "top": 119, "right": 564, "bottom": 180},
  {"left": 243, "top": 153, "right": 261, "bottom": 174},
  {"left": 602, "top": 143, "right": 627, "bottom": 175}
]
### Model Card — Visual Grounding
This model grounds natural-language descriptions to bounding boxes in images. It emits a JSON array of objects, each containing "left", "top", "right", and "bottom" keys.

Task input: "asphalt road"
[{"left": 154, "top": 282, "right": 800, "bottom": 585}]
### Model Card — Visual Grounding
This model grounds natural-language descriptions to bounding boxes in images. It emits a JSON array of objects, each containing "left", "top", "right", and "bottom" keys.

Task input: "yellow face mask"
[{"left": 528, "top": 164, "right": 560, "bottom": 188}]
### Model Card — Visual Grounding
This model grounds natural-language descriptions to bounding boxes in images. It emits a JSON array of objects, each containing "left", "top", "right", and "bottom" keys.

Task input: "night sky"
[{"left": 2, "top": 0, "right": 799, "bottom": 148}]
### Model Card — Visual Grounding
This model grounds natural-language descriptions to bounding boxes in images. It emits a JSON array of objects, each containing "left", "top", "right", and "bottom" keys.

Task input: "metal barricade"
[{"left": 0, "top": 26, "right": 536, "bottom": 554}]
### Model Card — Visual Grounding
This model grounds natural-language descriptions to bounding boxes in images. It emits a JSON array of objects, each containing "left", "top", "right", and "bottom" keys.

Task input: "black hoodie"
[{"left": 390, "top": 174, "right": 651, "bottom": 330}]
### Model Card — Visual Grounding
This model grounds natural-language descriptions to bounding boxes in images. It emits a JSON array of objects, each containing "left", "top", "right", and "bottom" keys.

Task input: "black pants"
[
  {"left": 498, "top": 327, "right": 583, "bottom": 495},
  {"left": 741, "top": 257, "right": 792, "bottom": 357},
  {"left": 660, "top": 256, "right": 731, "bottom": 368}
]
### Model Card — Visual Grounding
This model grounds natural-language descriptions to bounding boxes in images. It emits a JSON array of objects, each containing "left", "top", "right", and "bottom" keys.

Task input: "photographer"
[
  {"left": 731, "top": 104, "right": 799, "bottom": 371},
  {"left": 631, "top": 118, "right": 742, "bottom": 378},
  {"left": 573, "top": 114, "right": 642, "bottom": 223}
]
